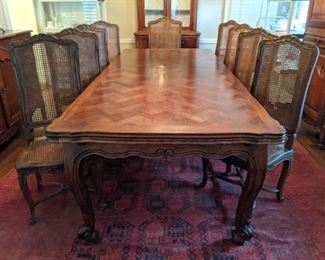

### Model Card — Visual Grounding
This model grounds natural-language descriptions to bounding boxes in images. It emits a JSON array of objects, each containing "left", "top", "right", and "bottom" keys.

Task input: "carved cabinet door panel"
[
  {"left": 305, "top": 49, "right": 325, "bottom": 123},
  {"left": 308, "top": 0, "right": 325, "bottom": 27},
  {"left": 0, "top": 58, "right": 21, "bottom": 128},
  {"left": 0, "top": 101, "right": 8, "bottom": 142}
]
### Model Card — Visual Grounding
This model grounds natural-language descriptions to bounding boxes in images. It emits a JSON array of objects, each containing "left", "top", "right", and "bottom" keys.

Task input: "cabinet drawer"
[{"left": 181, "top": 37, "right": 198, "bottom": 48}]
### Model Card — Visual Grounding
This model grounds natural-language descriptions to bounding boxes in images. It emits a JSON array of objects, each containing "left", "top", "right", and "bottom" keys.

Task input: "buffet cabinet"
[
  {"left": 134, "top": 0, "right": 200, "bottom": 48},
  {"left": 0, "top": 30, "right": 31, "bottom": 145},
  {"left": 304, "top": 0, "right": 325, "bottom": 148}
]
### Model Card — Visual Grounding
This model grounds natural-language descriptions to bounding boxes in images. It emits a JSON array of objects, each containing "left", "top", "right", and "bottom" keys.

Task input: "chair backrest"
[
  {"left": 55, "top": 28, "right": 100, "bottom": 89},
  {"left": 215, "top": 20, "right": 239, "bottom": 56},
  {"left": 224, "top": 24, "right": 252, "bottom": 71},
  {"left": 76, "top": 24, "right": 109, "bottom": 71},
  {"left": 92, "top": 21, "right": 121, "bottom": 59},
  {"left": 252, "top": 36, "right": 319, "bottom": 148},
  {"left": 148, "top": 17, "right": 182, "bottom": 48},
  {"left": 234, "top": 28, "right": 277, "bottom": 91},
  {"left": 9, "top": 34, "right": 82, "bottom": 141}
]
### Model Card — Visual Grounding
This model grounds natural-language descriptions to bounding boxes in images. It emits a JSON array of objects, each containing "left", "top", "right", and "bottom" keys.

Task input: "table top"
[{"left": 46, "top": 49, "right": 285, "bottom": 144}]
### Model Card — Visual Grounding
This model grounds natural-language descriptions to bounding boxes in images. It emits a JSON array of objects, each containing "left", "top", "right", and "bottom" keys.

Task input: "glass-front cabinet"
[
  {"left": 34, "top": 0, "right": 106, "bottom": 33},
  {"left": 262, "top": 0, "right": 310, "bottom": 35},
  {"left": 135, "top": 0, "right": 200, "bottom": 48}
]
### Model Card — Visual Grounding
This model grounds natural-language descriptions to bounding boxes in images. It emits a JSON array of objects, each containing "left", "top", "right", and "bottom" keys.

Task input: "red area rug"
[{"left": 0, "top": 142, "right": 324, "bottom": 259}]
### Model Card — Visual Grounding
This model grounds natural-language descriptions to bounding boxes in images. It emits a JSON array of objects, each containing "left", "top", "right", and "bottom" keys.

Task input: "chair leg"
[
  {"left": 17, "top": 171, "right": 36, "bottom": 225},
  {"left": 35, "top": 170, "right": 43, "bottom": 190},
  {"left": 225, "top": 161, "right": 232, "bottom": 176},
  {"left": 199, "top": 157, "right": 209, "bottom": 187},
  {"left": 276, "top": 159, "right": 292, "bottom": 202}
]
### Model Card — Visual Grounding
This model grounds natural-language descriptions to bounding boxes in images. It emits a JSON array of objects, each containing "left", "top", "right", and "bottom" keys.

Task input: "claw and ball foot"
[
  {"left": 231, "top": 224, "right": 254, "bottom": 245},
  {"left": 78, "top": 224, "right": 100, "bottom": 244}
]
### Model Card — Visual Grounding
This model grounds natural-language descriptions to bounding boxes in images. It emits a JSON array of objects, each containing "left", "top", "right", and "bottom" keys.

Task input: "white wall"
[
  {"left": 5, "top": 0, "right": 221, "bottom": 50},
  {"left": 5, "top": 0, "right": 38, "bottom": 34}
]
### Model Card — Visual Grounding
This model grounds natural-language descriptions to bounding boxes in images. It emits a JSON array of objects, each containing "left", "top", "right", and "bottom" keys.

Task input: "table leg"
[
  {"left": 63, "top": 144, "right": 100, "bottom": 244},
  {"left": 231, "top": 144, "right": 267, "bottom": 244}
]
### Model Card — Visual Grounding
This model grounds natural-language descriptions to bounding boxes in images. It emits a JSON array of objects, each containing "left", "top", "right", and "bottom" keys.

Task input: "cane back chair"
[
  {"left": 76, "top": 24, "right": 109, "bottom": 71},
  {"left": 234, "top": 28, "right": 277, "bottom": 91},
  {"left": 215, "top": 20, "right": 239, "bottom": 57},
  {"left": 201, "top": 36, "right": 319, "bottom": 201},
  {"left": 224, "top": 24, "right": 252, "bottom": 71},
  {"left": 91, "top": 21, "right": 121, "bottom": 60},
  {"left": 55, "top": 28, "right": 100, "bottom": 89},
  {"left": 9, "top": 34, "right": 82, "bottom": 224},
  {"left": 148, "top": 17, "right": 182, "bottom": 49}
]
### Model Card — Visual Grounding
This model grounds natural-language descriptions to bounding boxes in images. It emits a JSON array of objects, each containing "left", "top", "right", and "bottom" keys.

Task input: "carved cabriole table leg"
[
  {"left": 63, "top": 142, "right": 268, "bottom": 245},
  {"left": 231, "top": 144, "right": 267, "bottom": 244},
  {"left": 63, "top": 143, "right": 99, "bottom": 244}
]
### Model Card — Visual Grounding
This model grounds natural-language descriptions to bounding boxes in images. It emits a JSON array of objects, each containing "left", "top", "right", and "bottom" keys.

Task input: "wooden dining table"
[{"left": 46, "top": 48, "right": 285, "bottom": 245}]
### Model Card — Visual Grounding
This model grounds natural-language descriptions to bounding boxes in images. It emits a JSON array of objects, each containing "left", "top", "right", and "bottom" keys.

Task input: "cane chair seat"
[
  {"left": 215, "top": 20, "right": 239, "bottom": 57},
  {"left": 224, "top": 24, "right": 252, "bottom": 71},
  {"left": 16, "top": 138, "right": 62, "bottom": 169},
  {"left": 91, "top": 21, "right": 121, "bottom": 60},
  {"left": 9, "top": 34, "right": 82, "bottom": 224},
  {"left": 148, "top": 17, "right": 182, "bottom": 49}
]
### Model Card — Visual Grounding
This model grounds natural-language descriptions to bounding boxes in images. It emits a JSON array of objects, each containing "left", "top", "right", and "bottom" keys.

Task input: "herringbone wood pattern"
[{"left": 47, "top": 49, "right": 284, "bottom": 143}]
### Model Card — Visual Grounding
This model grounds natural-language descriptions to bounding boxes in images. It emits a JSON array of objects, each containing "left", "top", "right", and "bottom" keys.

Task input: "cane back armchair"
[
  {"left": 224, "top": 24, "right": 252, "bottom": 71},
  {"left": 234, "top": 28, "right": 277, "bottom": 91},
  {"left": 215, "top": 20, "right": 239, "bottom": 57},
  {"left": 201, "top": 36, "right": 319, "bottom": 201},
  {"left": 9, "top": 34, "right": 82, "bottom": 224},
  {"left": 92, "top": 21, "right": 121, "bottom": 60},
  {"left": 148, "top": 17, "right": 182, "bottom": 49},
  {"left": 55, "top": 28, "right": 100, "bottom": 89},
  {"left": 76, "top": 24, "right": 109, "bottom": 71}
]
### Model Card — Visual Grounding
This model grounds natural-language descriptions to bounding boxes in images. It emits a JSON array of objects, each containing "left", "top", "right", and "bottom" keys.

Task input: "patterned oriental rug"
[{"left": 0, "top": 142, "right": 324, "bottom": 259}]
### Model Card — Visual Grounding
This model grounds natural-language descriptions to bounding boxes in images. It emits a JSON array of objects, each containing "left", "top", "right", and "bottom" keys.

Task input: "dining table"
[{"left": 46, "top": 48, "right": 285, "bottom": 245}]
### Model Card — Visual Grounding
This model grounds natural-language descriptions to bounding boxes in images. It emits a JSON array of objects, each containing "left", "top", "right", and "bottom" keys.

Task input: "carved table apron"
[{"left": 46, "top": 49, "right": 285, "bottom": 245}]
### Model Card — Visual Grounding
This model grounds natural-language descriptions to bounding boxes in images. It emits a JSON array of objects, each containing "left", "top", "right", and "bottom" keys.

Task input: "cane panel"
[
  {"left": 76, "top": 24, "right": 109, "bottom": 71},
  {"left": 215, "top": 20, "right": 239, "bottom": 56},
  {"left": 252, "top": 36, "right": 319, "bottom": 144},
  {"left": 224, "top": 24, "right": 252, "bottom": 71},
  {"left": 56, "top": 28, "right": 100, "bottom": 89},
  {"left": 92, "top": 21, "right": 121, "bottom": 59},
  {"left": 9, "top": 34, "right": 82, "bottom": 138},
  {"left": 234, "top": 28, "right": 277, "bottom": 91},
  {"left": 148, "top": 17, "right": 182, "bottom": 49}
]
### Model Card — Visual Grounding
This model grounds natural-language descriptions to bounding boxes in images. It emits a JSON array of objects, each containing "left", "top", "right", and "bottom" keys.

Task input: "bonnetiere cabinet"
[
  {"left": 304, "top": 0, "right": 325, "bottom": 148},
  {"left": 0, "top": 30, "right": 31, "bottom": 145},
  {"left": 134, "top": 0, "right": 200, "bottom": 48}
]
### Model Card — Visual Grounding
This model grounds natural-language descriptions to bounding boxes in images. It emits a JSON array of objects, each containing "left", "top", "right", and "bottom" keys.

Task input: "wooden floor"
[{"left": 0, "top": 121, "right": 324, "bottom": 180}]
